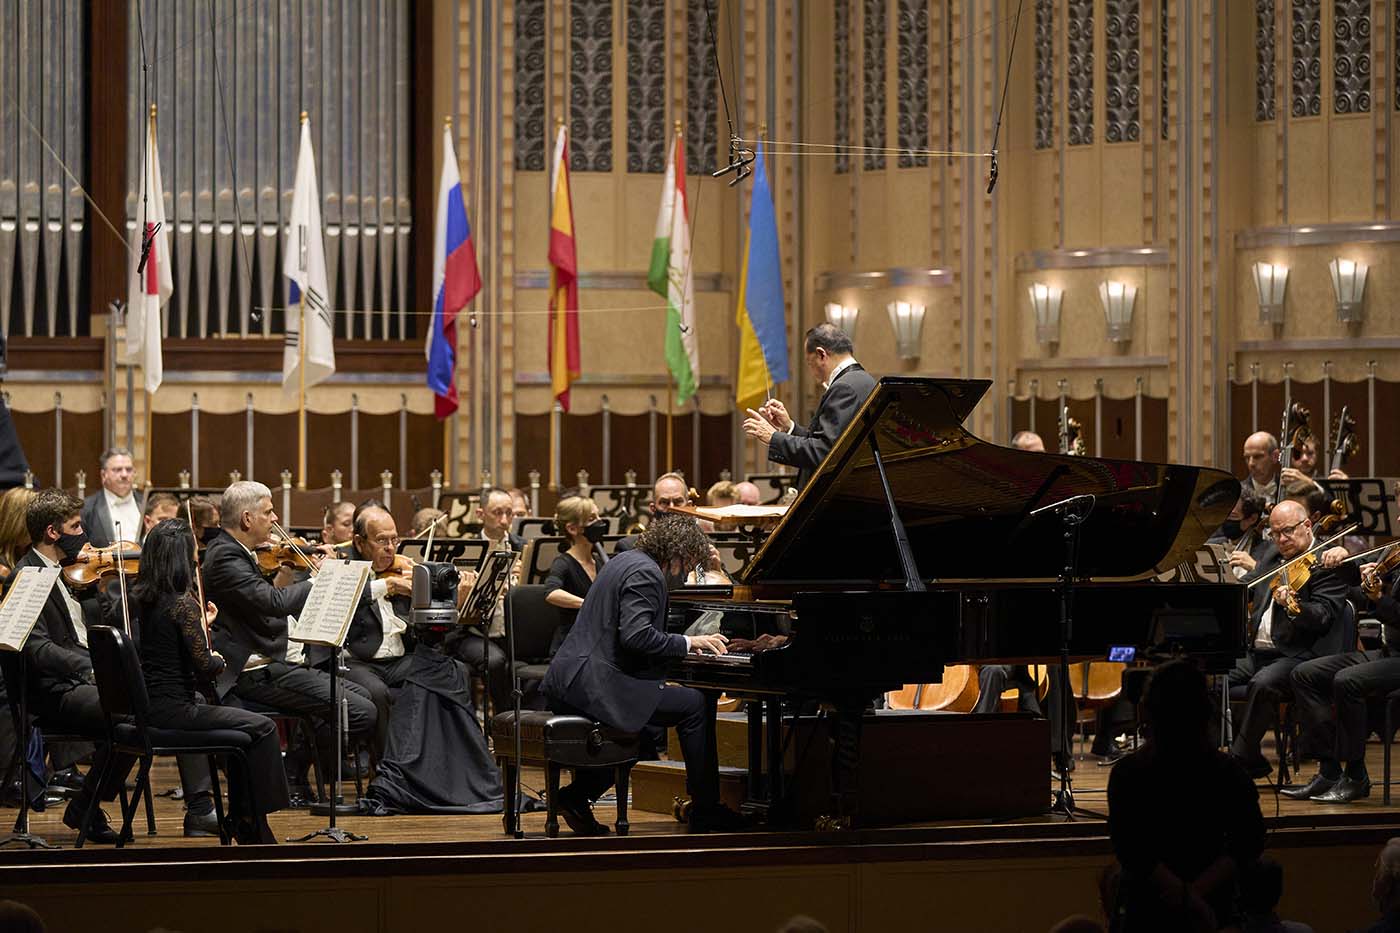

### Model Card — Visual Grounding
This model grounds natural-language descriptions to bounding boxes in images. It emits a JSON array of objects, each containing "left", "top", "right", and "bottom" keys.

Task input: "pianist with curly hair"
[{"left": 541, "top": 512, "right": 746, "bottom": 834}]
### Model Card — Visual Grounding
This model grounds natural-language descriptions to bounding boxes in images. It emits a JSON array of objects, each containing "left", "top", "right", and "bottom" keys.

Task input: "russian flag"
[{"left": 427, "top": 122, "right": 482, "bottom": 419}]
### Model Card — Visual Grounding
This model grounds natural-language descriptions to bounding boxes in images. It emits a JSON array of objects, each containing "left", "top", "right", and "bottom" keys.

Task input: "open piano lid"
[{"left": 740, "top": 377, "right": 1240, "bottom": 591}]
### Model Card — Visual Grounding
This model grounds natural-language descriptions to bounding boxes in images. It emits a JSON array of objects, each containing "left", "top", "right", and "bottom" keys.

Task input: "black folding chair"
[{"left": 84, "top": 626, "right": 249, "bottom": 848}]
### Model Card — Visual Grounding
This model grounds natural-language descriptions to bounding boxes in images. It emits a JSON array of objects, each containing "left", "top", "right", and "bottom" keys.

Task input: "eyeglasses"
[
  {"left": 1269, "top": 520, "right": 1307, "bottom": 540},
  {"left": 369, "top": 535, "right": 400, "bottom": 549}
]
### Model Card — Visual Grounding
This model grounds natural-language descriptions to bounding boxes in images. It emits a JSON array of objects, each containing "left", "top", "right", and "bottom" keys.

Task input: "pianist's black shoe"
[
  {"left": 553, "top": 785, "right": 609, "bottom": 836},
  {"left": 1280, "top": 771, "right": 1336, "bottom": 800}
]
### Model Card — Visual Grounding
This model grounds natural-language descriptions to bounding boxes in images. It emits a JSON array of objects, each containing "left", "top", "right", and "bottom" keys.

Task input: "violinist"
[
  {"left": 1240, "top": 432, "right": 1281, "bottom": 507},
  {"left": 1287, "top": 548, "right": 1400, "bottom": 803},
  {"left": 202, "top": 481, "right": 377, "bottom": 797},
  {"left": 1227, "top": 500, "right": 1349, "bottom": 779},
  {"left": 187, "top": 495, "right": 221, "bottom": 548},
  {"left": 342, "top": 504, "right": 504, "bottom": 814},
  {"left": 543, "top": 496, "right": 608, "bottom": 654},
  {"left": 322, "top": 501, "right": 355, "bottom": 547},
  {"left": 0, "top": 486, "right": 36, "bottom": 581},
  {"left": 445, "top": 488, "right": 520, "bottom": 715},
  {"left": 4, "top": 489, "right": 132, "bottom": 844},
  {"left": 141, "top": 493, "right": 180, "bottom": 537}
]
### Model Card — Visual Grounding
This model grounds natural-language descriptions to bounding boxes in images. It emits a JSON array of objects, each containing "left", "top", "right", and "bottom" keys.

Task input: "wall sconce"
[
  {"left": 1329, "top": 257, "right": 1367, "bottom": 323},
  {"left": 824, "top": 302, "right": 859, "bottom": 336},
  {"left": 886, "top": 301, "right": 926, "bottom": 361},
  {"left": 1251, "top": 261, "right": 1288, "bottom": 325},
  {"left": 1098, "top": 281, "right": 1136, "bottom": 343},
  {"left": 1027, "top": 283, "right": 1062, "bottom": 346}
]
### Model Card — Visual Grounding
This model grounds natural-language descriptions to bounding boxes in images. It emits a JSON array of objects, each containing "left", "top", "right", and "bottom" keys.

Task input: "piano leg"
[
  {"left": 825, "top": 701, "right": 864, "bottom": 831},
  {"left": 746, "top": 701, "right": 766, "bottom": 807},
  {"left": 765, "top": 698, "right": 785, "bottom": 811}
]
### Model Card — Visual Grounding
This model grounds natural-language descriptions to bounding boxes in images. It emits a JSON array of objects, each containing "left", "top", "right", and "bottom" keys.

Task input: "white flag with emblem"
[{"left": 282, "top": 117, "right": 335, "bottom": 395}]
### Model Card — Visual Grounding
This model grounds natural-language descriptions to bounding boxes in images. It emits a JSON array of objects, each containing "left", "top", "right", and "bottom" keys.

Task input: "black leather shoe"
[
  {"left": 183, "top": 809, "right": 221, "bottom": 837},
  {"left": 1281, "top": 772, "right": 1337, "bottom": 800},
  {"left": 553, "top": 787, "right": 609, "bottom": 836},
  {"left": 689, "top": 804, "right": 754, "bottom": 833},
  {"left": 49, "top": 767, "right": 85, "bottom": 794},
  {"left": 1312, "top": 774, "right": 1371, "bottom": 803},
  {"left": 64, "top": 801, "right": 120, "bottom": 845}
]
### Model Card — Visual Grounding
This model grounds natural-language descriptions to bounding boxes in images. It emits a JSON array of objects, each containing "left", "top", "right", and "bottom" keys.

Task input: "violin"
[
  {"left": 1270, "top": 551, "right": 1317, "bottom": 615},
  {"left": 254, "top": 536, "right": 320, "bottom": 576},
  {"left": 63, "top": 544, "right": 142, "bottom": 590},
  {"left": 376, "top": 553, "right": 416, "bottom": 581},
  {"left": 1363, "top": 545, "right": 1400, "bottom": 601}
]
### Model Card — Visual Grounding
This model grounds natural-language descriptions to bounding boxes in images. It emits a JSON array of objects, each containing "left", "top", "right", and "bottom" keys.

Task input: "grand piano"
[{"left": 665, "top": 376, "right": 1246, "bottom": 826}]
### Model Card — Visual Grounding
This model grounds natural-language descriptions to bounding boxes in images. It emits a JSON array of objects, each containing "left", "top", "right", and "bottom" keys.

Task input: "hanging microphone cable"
[
  {"left": 703, "top": 0, "right": 754, "bottom": 186},
  {"left": 985, "top": 0, "right": 1026, "bottom": 194}
]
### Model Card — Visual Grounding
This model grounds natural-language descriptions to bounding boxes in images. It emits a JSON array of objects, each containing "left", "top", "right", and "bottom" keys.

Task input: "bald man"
[
  {"left": 734, "top": 481, "right": 762, "bottom": 506},
  {"left": 1010, "top": 431, "right": 1046, "bottom": 452},
  {"left": 1241, "top": 431, "right": 1281, "bottom": 506},
  {"left": 1227, "top": 500, "right": 1349, "bottom": 779}
]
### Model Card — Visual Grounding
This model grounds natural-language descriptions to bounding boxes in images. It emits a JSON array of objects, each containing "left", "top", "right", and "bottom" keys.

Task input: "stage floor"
[{"left": 8, "top": 734, "right": 1400, "bottom": 850}]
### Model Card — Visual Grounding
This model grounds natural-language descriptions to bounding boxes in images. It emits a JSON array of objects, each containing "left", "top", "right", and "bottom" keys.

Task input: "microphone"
[
  {"left": 1028, "top": 493, "right": 1096, "bottom": 518},
  {"left": 135, "top": 222, "right": 162, "bottom": 276},
  {"left": 985, "top": 152, "right": 999, "bottom": 195}
]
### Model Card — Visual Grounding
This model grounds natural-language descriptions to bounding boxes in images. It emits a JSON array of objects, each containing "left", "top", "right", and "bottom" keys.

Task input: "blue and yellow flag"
[{"left": 735, "top": 142, "right": 789, "bottom": 411}]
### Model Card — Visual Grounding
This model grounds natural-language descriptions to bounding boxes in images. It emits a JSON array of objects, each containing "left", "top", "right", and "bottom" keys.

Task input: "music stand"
[{"left": 0, "top": 567, "right": 63, "bottom": 849}]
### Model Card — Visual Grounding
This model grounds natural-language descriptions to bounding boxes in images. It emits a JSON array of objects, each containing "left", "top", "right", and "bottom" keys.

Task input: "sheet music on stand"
[
  {"left": 289, "top": 560, "right": 372, "bottom": 649},
  {"left": 459, "top": 550, "right": 515, "bottom": 628},
  {"left": 0, "top": 567, "right": 59, "bottom": 652}
]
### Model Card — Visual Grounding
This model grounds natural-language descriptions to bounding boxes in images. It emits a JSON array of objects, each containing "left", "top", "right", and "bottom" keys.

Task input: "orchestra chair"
[
  {"left": 84, "top": 626, "right": 246, "bottom": 848},
  {"left": 226, "top": 698, "right": 328, "bottom": 805}
]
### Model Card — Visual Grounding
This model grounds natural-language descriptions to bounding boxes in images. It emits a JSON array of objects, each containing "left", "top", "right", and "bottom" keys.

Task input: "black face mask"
[
  {"left": 1216, "top": 519, "right": 1243, "bottom": 541},
  {"left": 583, "top": 519, "right": 608, "bottom": 544},
  {"left": 56, "top": 529, "right": 88, "bottom": 562},
  {"left": 201, "top": 526, "right": 221, "bottom": 545}
]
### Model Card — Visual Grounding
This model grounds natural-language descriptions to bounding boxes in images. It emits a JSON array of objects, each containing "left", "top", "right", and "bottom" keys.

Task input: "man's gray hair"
[
  {"left": 221, "top": 481, "right": 273, "bottom": 528},
  {"left": 99, "top": 447, "right": 134, "bottom": 469}
]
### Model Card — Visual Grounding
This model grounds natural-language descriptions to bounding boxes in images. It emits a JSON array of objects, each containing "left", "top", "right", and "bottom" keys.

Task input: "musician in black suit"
[
  {"left": 542, "top": 512, "right": 742, "bottom": 834},
  {"left": 202, "top": 481, "right": 377, "bottom": 790},
  {"left": 742, "top": 323, "right": 877, "bottom": 490},
  {"left": 4, "top": 489, "right": 131, "bottom": 843},
  {"left": 446, "top": 487, "right": 519, "bottom": 714},
  {"left": 80, "top": 447, "right": 144, "bottom": 548},
  {"left": 1227, "top": 500, "right": 1349, "bottom": 778}
]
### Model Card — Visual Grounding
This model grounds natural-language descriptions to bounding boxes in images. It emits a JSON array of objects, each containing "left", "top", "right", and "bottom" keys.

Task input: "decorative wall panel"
[
  {"left": 1104, "top": 0, "right": 1141, "bottom": 142},
  {"left": 1161, "top": 0, "right": 1169, "bottom": 138},
  {"left": 834, "top": 0, "right": 852, "bottom": 173},
  {"left": 685, "top": 0, "right": 718, "bottom": 174},
  {"left": 1256, "top": 0, "right": 1276, "bottom": 120},
  {"left": 862, "top": 0, "right": 887, "bottom": 169},
  {"left": 1067, "top": 0, "right": 1094, "bottom": 145},
  {"left": 1034, "top": 0, "right": 1054, "bottom": 149},
  {"left": 569, "top": 0, "right": 614, "bottom": 172},
  {"left": 1332, "top": 0, "right": 1371, "bottom": 114},
  {"left": 626, "top": 0, "right": 665, "bottom": 172},
  {"left": 1291, "top": 0, "right": 1322, "bottom": 117},
  {"left": 516, "top": 0, "right": 548, "bottom": 171},
  {"left": 896, "top": 0, "right": 929, "bottom": 166}
]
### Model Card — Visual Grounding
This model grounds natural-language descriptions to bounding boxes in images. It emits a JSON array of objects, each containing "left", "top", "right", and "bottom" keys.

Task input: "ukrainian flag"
[{"left": 735, "top": 142, "right": 789, "bottom": 411}]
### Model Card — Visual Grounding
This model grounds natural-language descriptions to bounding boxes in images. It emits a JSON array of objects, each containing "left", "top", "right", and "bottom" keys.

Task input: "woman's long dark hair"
[{"left": 129, "top": 518, "right": 196, "bottom": 607}]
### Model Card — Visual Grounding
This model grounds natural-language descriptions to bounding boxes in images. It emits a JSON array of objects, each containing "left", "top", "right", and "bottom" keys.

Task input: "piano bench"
[{"left": 491, "top": 710, "right": 641, "bottom": 838}]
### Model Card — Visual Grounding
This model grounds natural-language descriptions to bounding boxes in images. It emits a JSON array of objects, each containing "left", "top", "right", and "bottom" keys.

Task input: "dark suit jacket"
[
  {"left": 1245, "top": 545, "right": 1349, "bottom": 659},
  {"left": 203, "top": 529, "right": 314, "bottom": 696},
  {"left": 345, "top": 591, "right": 414, "bottom": 663},
  {"left": 766, "top": 362, "right": 877, "bottom": 489},
  {"left": 7, "top": 549, "right": 115, "bottom": 699},
  {"left": 541, "top": 548, "right": 688, "bottom": 732},
  {"left": 81, "top": 489, "right": 145, "bottom": 549}
]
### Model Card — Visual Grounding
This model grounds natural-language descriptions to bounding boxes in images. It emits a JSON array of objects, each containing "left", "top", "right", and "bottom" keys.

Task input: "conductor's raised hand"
[
  {"left": 688, "top": 633, "right": 729, "bottom": 656},
  {"left": 743, "top": 410, "right": 776, "bottom": 446},
  {"left": 760, "top": 398, "right": 792, "bottom": 431}
]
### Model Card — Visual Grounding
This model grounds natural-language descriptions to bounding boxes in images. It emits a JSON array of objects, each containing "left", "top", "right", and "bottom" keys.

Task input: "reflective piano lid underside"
[{"left": 742, "top": 378, "right": 1240, "bottom": 588}]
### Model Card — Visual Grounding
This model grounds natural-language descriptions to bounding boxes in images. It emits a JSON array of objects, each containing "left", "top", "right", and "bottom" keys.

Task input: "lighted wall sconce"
[
  {"left": 1251, "top": 261, "right": 1288, "bottom": 325},
  {"left": 824, "top": 302, "right": 859, "bottom": 336},
  {"left": 1098, "top": 281, "right": 1136, "bottom": 343},
  {"left": 1027, "top": 283, "right": 1062, "bottom": 346},
  {"left": 1329, "top": 257, "right": 1367, "bottom": 323},
  {"left": 886, "top": 301, "right": 926, "bottom": 361}
]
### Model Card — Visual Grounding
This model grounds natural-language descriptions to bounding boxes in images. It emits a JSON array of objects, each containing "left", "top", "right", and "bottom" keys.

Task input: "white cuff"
[{"left": 370, "top": 579, "right": 388, "bottom": 601}]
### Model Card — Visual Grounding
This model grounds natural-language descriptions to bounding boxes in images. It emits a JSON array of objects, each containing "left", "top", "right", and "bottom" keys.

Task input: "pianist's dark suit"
[
  {"left": 541, "top": 547, "right": 718, "bottom": 807},
  {"left": 767, "top": 362, "right": 876, "bottom": 489},
  {"left": 1227, "top": 543, "right": 1349, "bottom": 771}
]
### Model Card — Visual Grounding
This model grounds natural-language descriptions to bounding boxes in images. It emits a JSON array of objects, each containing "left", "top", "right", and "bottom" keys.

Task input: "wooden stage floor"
[{"left": 8, "top": 734, "right": 1400, "bottom": 851}]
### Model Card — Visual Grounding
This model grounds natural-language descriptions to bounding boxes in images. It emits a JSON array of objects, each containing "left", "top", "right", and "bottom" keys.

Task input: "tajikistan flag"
[{"left": 647, "top": 125, "right": 698, "bottom": 404}]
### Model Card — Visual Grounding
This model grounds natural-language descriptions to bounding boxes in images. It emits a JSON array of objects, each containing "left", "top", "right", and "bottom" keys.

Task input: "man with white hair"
[
  {"left": 203, "top": 480, "right": 377, "bottom": 795},
  {"left": 733, "top": 481, "right": 762, "bottom": 506},
  {"left": 1010, "top": 431, "right": 1046, "bottom": 452}
]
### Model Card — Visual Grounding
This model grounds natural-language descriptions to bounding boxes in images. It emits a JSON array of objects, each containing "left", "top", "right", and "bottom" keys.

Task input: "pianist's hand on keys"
[{"left": 688, "top": 633, "right": 730, "bottom": 656}]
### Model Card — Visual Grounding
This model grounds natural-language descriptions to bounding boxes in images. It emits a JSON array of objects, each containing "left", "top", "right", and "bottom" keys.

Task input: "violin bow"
[
  {"left": 1246, "top": 523, "right": 1359, "bottom": 589},
  {"left": 422, "top": 511, "right": 448, "bottom": 560},
  {"left": 112, "top": 521, "right": 133, "bottom": 638},
  {"left": 269, "top": 519, "right": 319, "bottom": 577},
  {"left": 185, "top": 499, "right": 212, "bottom": 648}
]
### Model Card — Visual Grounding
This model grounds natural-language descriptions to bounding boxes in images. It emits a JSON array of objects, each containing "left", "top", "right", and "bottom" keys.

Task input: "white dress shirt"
[
  {"left": 1255, "top": 535, "right": 1314, "bottom": 651},
  {"left": 368, "top": 579, "right": 408, "bottom": 660},
  {"left": 36, "top": 549, "right": 88, "bottom": 648},
  {"left": 104, "top": 489, "right": 143, "bottom": 545}
]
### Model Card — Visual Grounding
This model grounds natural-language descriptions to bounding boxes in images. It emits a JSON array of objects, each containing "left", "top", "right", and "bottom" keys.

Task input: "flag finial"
[
  {"left": 556, "top": 116, "right": 565, "bottom": 128},
  {"left": 149, "top": 104, "right": 157, "bottom": 120},
  {"left": 674, "top": 119, "right": 682, "bottom": 134},
  {"left": 758, "top": 123, "right": 767, "bottom": 138},
  {"left": 300, "top": 110, "right": 308, "bottom": 124},
  {"left": 444, "top": 115, "right": 452, "bottom": 129}
]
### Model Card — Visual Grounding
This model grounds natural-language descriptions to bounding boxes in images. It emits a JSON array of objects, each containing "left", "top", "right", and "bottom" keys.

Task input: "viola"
[
  {"left": 254, "top": 537, "right": 320, "bottom": 576},
  {"left": 1363, "top": 545, "right": 1400, "bottom": 601},
  {"left": 63, "top": 544, "right": 142, "bottom": 590},
  {"left": 1315, "top": 498, "right": 1350, "bottom": 537}
]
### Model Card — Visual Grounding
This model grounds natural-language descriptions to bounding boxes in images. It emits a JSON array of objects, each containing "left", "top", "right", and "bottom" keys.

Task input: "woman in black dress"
[
  {"left": 543, "top": 496, "right": 607, "bottom": 654},
  {"left": 131, "top": 519, "right": 290, "bottom": 844}
]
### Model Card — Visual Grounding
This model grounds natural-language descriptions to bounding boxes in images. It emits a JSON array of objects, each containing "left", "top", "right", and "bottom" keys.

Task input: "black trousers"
[
  {"left": 451, "top": 633, "right": 511, "bottom": 715},
  {"left": 1293, "top": 649, "right": 1400, "bottom": 764},
  {"left": 229, "top": 661, "right": 376, "bottom": 783},
  {"left": 558, "top": 686, "right": 719, "bottom": 810},
  {"left": 1228, "top": 650, "right": 1301, "bottom": 762},
  {"left": 147, "top": 697, "right": 291, "bottom": 822},
  {"left": 33, "top": 684, "right": 134, "bottom": 806},
  {"left": 971, "top": 664, "right": 1068, "bottom": 755},
  {"left": 342, "top": 655, "right": 418, "bottom": 758}
]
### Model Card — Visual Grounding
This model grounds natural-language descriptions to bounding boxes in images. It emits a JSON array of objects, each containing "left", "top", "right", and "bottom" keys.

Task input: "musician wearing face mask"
[
  {"left": 1227, "top": 500, "right": 1349, "bottom": 779},
  {"left": 1209, "top": 492, "right": 1277, "bottom": 579},
  {"left": 543, "top": 496, "right": 608, "bottom": 655},
  {"left": 3, "top": 489, "right": 132, "bottom": 844},
  {"left": 187, "top": 495, "right": 221, "bottom": 549}
]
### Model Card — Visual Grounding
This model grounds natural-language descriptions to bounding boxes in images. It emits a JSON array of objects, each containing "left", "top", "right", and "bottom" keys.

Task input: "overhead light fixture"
[
  {"left": 824, "top": 302, "right": 859, "bottom": 336},
  {"left": 886, "top": 301, "right": 926, "bottom": 360},
  {"left": 1251, "top": 261, "right": 1288, "bottom": 326},
  {"left": 1027, "top": 283, "right": 1062, "bottom": 346},
  {"left": 1329, "top": 257, "right": 1367, "bottom": 323},
  {"left": 1098, "top": 281, "right": 1136, "bottom": 343}
]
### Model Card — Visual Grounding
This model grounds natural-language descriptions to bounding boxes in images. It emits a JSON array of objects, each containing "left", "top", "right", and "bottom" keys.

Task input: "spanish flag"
[
  {"left": 735, "top": 141, "right": 789, "bottom": 412},
  {"left": 548, "top": 123, "right": 581, "bottom": 412}
]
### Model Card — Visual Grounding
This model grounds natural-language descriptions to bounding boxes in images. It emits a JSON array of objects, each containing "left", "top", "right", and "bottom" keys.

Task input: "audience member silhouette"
[
  {"left": 1355, "top": 838, "right": 1400, "bottom": 933},
  {"left": 1237, "top": 857, "right": 1313, "bottom": 933}
]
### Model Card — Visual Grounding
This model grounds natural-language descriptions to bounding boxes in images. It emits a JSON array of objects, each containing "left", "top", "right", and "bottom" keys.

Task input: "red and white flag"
[{"left": 126, "top": 107, "right": 172, "bottom": 395}]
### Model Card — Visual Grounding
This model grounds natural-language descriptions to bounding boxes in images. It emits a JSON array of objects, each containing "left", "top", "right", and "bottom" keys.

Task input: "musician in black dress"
[
  {"left": 131, "top": 519, "right": 289, "bottom": 844},
  {"left": 542, "top": 495, "right": 607, "bottom": 655}
]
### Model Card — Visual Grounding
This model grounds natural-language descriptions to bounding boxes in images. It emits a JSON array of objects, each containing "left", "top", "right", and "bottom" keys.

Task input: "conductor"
[{"left": 541, "top": 512, "right": 745, "bottom": 834}]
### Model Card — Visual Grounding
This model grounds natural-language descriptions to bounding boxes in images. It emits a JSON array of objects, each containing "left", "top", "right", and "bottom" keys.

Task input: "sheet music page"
[
  {"left": 0, "top": 567, "right": 60, "bottom": 652},
  {"left": 289, "top": 560, "right": 371, "bottom": 648}
]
